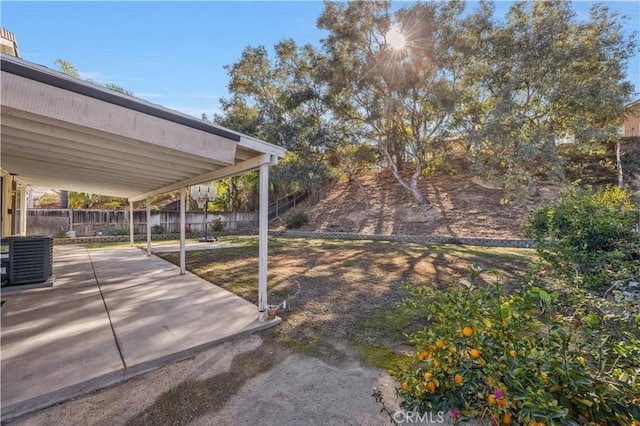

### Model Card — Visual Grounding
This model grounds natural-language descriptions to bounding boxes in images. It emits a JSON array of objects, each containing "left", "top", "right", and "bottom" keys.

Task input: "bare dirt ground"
[
  {"left": 287, "top": 168, "right": 564, "bottom": 238},
  {"left": 8, "top": 333, "right": 406, "bottom": 426}
]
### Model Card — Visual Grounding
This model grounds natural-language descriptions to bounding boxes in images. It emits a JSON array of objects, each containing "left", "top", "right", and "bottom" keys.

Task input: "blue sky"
[{"left": 2, "top": 1, "right": 638, "bottom": 119}]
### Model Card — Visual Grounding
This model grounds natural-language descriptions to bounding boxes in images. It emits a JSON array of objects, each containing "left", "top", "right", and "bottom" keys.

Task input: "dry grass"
[{"left": 158, "top": 236, "right": 538, "bottom": 366}]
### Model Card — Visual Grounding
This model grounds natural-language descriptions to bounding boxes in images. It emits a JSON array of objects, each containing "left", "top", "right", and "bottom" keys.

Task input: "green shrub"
[
  {"left": 393, "top": 267, "right": 640, "bottom": 425},
  {"left": 524, "top": 185, "right": 640, "bottom": 292},
  {"left": 151, "top": 225, "right": 165, "bottom": 234},
  {"left": 283, "top": 210, "right": 309, "bottom": 229},
  {"left": 112, "top": 226, "right": 130, "bottom": 236},
  {"left": 210, "top": 218, "right": 226, "bottom": 232},
  {"left": 54, "top": 230, "right": 68, "bottom": 238}
]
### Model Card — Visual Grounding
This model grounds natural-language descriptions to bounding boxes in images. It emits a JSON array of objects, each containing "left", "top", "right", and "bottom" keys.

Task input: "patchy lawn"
[{"left": 158, "top": 236, "right": 538, "bottom": 368}]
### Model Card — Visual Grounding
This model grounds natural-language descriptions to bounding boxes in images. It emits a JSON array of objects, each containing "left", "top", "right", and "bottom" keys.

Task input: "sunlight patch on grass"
[
  {"left": 84, "top": 241, "right": 135, "bottom": 249},
  {"left": 351, "top": 342, "right": 413, "bottom": 371}
]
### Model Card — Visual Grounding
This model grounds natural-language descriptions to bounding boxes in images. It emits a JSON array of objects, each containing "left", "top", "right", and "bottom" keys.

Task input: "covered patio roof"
[
  {"left": 1, "top": 53, "right": 286, "bottom": 321},
  {"left": 0, "top": 53, "right": 286, "bottom": 201}
]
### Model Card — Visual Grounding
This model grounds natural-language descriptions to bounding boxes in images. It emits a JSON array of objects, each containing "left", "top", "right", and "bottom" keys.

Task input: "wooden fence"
[
  {"left": 27, "top": 191, "right": 308, "bottom": 237},
  {"left": 27, "top": 209, "right": 258, "bottom": 237}
]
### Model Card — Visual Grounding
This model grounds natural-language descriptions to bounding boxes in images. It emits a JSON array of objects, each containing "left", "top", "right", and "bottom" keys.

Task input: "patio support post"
[
  {"left": 146, "top": 197, "right": 151, "bottom": 256},
  {"left": 258, "top": 161, "right": 269, "bottom": 321},
  {"left": 129, "top": 201, "right": 134, "bottom": 246},
  {"left": 20, "top": 185, "right": 28, "bottom": 236},
  {"left": 180, "top": 187, "right": 186, "bottom": 275}
]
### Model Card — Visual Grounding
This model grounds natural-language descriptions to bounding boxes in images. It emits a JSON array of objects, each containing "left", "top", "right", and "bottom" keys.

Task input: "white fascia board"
[
  {"left": 238, "top": 135, "right": 287, "bottom": 159},
  {"left": 2, "top": 72, "right": 237, "bottom": 164},
  {"left": 129, "top": 153, "right": 272, "bottom": 202}
]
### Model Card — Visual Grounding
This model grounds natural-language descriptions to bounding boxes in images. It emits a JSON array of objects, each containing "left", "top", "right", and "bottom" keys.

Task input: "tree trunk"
[
  {"left": 347, "top": 171, "right": 370, "bottom": 211},
  {"left": 380, "top": 144, "right": 428, "bottom": 206},
  {"left": 616, "top": 139, "right": 624, "bottom": 188}
]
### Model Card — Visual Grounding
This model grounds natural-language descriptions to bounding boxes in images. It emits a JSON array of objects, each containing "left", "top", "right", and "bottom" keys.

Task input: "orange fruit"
[
  {"left": 470, "top": 348, "right": 480, "bottom": 358},
  {"left": 509, "top": 350, "right": 517, "bottom": 359},
  {"left": 448, "top": 346, "right": 457, "bottom": 354},
  {"left": 424, "top": 372, "right": 432, "bottom": 380},
  {"left": 418, "top": 353, "right": 425, "bottom": 361},
  {"left": 463, "top": 326, "right": 474, "bottom": 337},
  {"left": 436, "top": 339, "right": 445, "bottom": 349},
  {"left": 498, "top": 399, "right": 505, "bottom": 406},
  {"left": 426, "top": 380, "right": 437, "bottom": 393},
  {"left": 503, "top": 317, "right": 511, "bottom": 324},
  {"left": 401, "top": 382, "right": 409, "bottom": 391},
  {"left": 454, "top": 373, "right": 463, "bottom": 385},
  {"left": 487, "top": 394, "right": 496, "bottom": 405},
  {"left": 503, "top": 413, "right": 512, "bottom": 424},
  {"left": 433, "top": 360, "right": 441, "bottom": 368}
]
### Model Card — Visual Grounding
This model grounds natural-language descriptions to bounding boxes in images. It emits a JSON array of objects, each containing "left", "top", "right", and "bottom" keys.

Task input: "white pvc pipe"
[{"left": 20, "top": 184, "right": 28, "bottom": 236}]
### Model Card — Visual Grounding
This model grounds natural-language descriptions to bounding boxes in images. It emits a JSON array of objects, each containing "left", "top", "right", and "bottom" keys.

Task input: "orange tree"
[
  {"left": 394, "top": 266, "right": 640, "bottom": 425},
  {"left": 524, "top": 185, "right": 639, "bottom": 293}
]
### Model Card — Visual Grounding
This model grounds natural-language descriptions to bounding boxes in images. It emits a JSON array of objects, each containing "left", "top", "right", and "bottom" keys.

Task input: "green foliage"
[
  {"left": 104, "top": 83, "right": 134, "bottom": 96},
  {"left": 54, "top": 59, "right": 79, "bottom": 78},
  {"left": 215, "top": 1, "right": 635, "bottom": 207},
  {"left": 283, "top": 210, "right": 309, "bottom": 229},
  {"left": 215, "top": 40, "right": 335, "bottom": 199},
  {"left": 213, "top": 174, "right": 259, "bottom": 212},
  {"left": 318, "top": 0, "right": 470, "bottom": 206},
  {"left": 54, "top": 230, "right": 68, "bottom": 238},
  {"left": 271, "top": 153, "right": 333, "bottom": 198},
  {"left": 102, "top": 200, "right": 124, "bottom": 209},
  {"left": 112, "top": 226, "right": 130, "bottom": 236},
  {"left": 55, "top": 58, "right": 135, "bottom": 96},
  {"left": 64, "top": 192, "right": 126, "bottom": 210},
  {"left": 525, "top": 185, "right": 640, "bottom": 292},
  {"left": 68, "top": 192, "right": 89, "bottom": 209},
  {"left": 210, "top": 218, "right": 226, "bottom": 232},
  {"left": 395, "top": 267, "right": 640, "bottom": 425},
  {"left": 461, "top": 2, "right": 636, "bottom": 202},
  {"left": 151, "top": 225, "right": 165, "bottom": 234}
]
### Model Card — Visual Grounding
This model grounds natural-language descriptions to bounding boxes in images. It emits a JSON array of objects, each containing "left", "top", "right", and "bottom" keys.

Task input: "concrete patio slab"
[
  {"left": 92, "top": 247, "right": 267, "bottom": 377},
  {"left": 0, "top": 244, "right": 278, "bottom": 422},
  {"left": 0, "top": 275, "right": 124, "bottom": 420}
]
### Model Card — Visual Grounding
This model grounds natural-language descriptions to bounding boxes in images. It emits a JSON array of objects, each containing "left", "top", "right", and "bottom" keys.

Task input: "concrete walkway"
[{"left": 0, "top": 244, "right": 279, "bottom": 422}]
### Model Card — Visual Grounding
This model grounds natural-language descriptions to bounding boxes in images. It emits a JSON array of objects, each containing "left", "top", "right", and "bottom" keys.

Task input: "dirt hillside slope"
[
  {"left": 281, "top": 140, "right": 640, "bottom": 239},
  {"left": 291, "top": 168, "right": 563, "bottom": 239}
]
